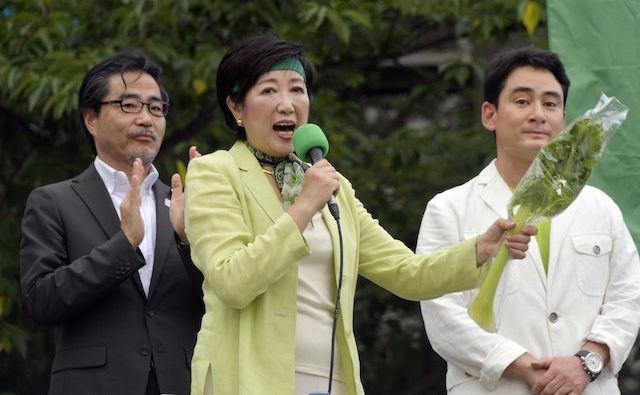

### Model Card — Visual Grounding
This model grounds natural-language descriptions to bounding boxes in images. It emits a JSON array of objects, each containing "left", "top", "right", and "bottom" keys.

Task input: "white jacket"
[{"left": 418, "top": 161, "right": 640, "bottom": 395}]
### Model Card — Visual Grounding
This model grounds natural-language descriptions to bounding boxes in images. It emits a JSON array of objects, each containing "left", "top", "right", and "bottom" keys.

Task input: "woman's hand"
[
  {"left": 287, "top": 159, "right": 340, "bottom": 231},
  {"left": 476, "top": 219, "right": 537, "bottom": 266}
]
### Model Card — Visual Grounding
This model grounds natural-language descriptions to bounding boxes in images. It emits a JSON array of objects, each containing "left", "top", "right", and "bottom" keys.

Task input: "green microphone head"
[{"left": 293, "top": 123, "right": 329, "bottom": 163}]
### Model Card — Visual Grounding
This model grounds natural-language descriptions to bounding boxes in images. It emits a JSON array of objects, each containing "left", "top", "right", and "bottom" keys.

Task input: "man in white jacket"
[{"left": 418, "top": 46, "right": 640, "bottom": 395}]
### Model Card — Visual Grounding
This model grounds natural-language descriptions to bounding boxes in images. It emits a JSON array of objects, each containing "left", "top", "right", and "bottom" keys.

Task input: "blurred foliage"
[{"left": 2, "top": 0, "right": 637, "bottom": 394}]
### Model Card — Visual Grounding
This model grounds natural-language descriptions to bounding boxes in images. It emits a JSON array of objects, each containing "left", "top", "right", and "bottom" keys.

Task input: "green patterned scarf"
[{"left": 246, "top": 143, "right": 308, "bottom": 209}]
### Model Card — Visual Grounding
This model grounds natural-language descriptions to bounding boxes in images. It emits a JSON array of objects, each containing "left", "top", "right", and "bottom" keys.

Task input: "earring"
[{"left": 236, "top": 119, "right": 243, "bottom": 127}]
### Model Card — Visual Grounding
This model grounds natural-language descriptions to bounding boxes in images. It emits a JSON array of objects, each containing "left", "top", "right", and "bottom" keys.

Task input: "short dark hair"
[
  {"left": 78, "top": 49, "right": 169, "bottom": 154},
  {"left": 483, "top": 46, "right": 570, "bottom": 107},
  {"left": 216, "top": 33, "right": 314, "bottom": 140}
]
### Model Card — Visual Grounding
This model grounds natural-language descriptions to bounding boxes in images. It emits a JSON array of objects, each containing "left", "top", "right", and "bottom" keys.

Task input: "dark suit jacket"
[{"left": 20, "top": 164, "right": 204, "bottom": 395}]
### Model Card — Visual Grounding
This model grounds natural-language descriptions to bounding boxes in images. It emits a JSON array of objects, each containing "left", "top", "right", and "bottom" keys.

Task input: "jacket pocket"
[
  {"left": 51, "top": 345, "right": 106, "bottom": 373},
  {"left": 572, "top": 234, "right": 612, "bottom": 296}
]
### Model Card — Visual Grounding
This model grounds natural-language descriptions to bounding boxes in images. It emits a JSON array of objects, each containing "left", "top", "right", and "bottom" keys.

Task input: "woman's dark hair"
[
  {"left": 216, "top": 33, "right": 314, "bottom": 140},
  {"left": 78, "top": 49, "right": 168, "bottom": 154},
  {"left": 484, "top": 46, "right": 570, "bottom": 107}
]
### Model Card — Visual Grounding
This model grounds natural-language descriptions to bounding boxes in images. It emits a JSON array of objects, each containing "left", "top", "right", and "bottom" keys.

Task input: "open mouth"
[{"left": 273, "top": 123, "right": 296, "bottom": 132}]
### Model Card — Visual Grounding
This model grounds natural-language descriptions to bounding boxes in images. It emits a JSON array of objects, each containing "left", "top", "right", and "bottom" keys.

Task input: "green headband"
[
  {"left": 268, "top": 57, "right": 306, "bottom": 79},
  {"left": 231, "top": 57, "right": 306, "bottom": 95}
]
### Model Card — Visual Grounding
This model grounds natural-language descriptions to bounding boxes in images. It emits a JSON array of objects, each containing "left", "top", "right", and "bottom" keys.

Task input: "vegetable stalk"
[{"left": 468, "top": 206, "right": 532, "bottom": 332}]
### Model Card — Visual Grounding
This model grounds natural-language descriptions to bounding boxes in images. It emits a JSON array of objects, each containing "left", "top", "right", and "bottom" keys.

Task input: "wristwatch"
[{"left": 575, "top": 350, "right": 603, "bottom": 381}]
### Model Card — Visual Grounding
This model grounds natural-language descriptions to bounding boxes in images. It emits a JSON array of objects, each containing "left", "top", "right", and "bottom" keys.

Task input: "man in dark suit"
[{"left": 19, "top": 50, "right": 204, "bottom": 395}]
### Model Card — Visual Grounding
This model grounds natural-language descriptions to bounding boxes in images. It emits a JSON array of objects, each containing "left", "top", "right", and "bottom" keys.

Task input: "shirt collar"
[{"left": 94, "top": 156, "right": 159, "bottom": 196}]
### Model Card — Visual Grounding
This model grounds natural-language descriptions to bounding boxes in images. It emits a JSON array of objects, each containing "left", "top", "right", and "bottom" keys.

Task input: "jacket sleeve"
[
  {"left": 347, "top": 181, "right": 482, "bottom": 301},
  {"left": 19, "top": 186, "right": 146, "bottom": 326},
  {"left": 417, "top": 193, "right": 526, "bottom": 389},
  {"left": 184, "top": 153, "right": 310, "bottom": 309},
  {"left": 586, "top": 197, "right": 640, "bottom": 375}
]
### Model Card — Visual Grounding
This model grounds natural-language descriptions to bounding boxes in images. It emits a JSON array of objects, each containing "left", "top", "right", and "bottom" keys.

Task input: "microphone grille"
[{"left": 293, "top": 123, "right": 329, "bottom": 162}]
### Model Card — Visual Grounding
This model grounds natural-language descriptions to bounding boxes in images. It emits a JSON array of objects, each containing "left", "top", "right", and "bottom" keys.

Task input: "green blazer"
[{"left": 185, "top": 141, "right": 481, "bottom": 395}]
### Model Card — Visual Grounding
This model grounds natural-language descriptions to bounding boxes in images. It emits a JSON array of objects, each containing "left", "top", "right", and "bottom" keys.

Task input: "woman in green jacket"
[{"left": 184, "top": 33, "right": 535, "bottom": 395}]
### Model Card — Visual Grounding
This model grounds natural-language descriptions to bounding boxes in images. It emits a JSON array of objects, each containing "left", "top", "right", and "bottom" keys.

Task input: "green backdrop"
[{"left": 548, "top": 0, "right": 640, "bottom": 249}]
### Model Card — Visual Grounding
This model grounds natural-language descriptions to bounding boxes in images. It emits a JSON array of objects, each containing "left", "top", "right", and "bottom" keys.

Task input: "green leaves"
[
  {"left": 509, "top": 118, "right": 605, "bottom": 220},
  {"left": 300, "top": 2, "right": 329, "bottom": 29},
  {"left": 0, "top": 60, "right": 81, "bottom": 119}
]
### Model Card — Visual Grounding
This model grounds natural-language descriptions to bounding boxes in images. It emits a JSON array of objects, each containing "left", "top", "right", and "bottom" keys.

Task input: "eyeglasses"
[{"left": 100, "top": 97, "right": 169, "bottom": 117}]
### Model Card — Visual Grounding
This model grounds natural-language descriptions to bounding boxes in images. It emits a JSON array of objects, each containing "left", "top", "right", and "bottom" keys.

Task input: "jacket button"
[
  {"left": 548, "top": 312, "right": 558, "bottom": 323},
  {"left": 146, "top": 310, "right": 155, "bottom": 318},
  {"left": 140, "top": 346, "right": 150, "bottom": 356},
  {"left": 593, "top": 245, "right": 601, "bottom": 255}
]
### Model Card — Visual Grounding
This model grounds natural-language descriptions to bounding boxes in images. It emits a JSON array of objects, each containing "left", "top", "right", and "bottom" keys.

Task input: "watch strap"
[{"left": 575, "top": 350, "right": 601, "bottom": 382}]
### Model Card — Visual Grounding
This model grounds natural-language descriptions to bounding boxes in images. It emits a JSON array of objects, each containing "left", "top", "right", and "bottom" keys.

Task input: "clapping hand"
[
  {"left": 170, "top": 146, "right": 201, "bottom": 244},
  {"left": 121, "top": 158, "right": 145, "bottom": 248}
]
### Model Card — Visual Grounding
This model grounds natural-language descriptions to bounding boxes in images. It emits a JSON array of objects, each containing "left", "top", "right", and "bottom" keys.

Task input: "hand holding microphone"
[{"left": 291, "top": 124, "right": 341, "bottom": 222}]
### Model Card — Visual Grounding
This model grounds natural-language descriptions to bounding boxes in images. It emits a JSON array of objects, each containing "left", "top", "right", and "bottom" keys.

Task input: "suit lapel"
[
  {"left": 477, "top": 163, "right": 511, "bottom": 218},
  {"left": 71, "top": 164, "right": 146, "bottom": 296},
  {"left": 148, "top": 181, "right": 172, "bottom": 300},
  {"left": 71, "top": 164, "right": 121, "bottom": 238},
  {"left": 231, "top": 142, "right": 284, "bottom": 222}
]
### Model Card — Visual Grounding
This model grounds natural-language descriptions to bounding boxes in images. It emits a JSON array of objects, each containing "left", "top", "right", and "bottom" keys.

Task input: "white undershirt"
[
  {"left": 295, "top": 211, "right": 345, "bottom": 389},
  {"left": 94, "top": 157, "right": 158, "bottom": 296}
]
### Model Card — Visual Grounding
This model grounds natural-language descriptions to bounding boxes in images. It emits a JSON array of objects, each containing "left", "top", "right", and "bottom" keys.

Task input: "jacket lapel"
[
  {"left": 321, "top": 206, "right": 343, "bottom": 285},
  {"left": 71, "top": 163, "right": 146, "bottom": 296},
  {"left": 148, "top": 181, "right": 172, "bottom": 300},
  {"left": 231, "top": 142, "right": 284, "bottom": 222},
  {"left": 477, "top": 162, "right": 511, "bottom": 219},
  {"left": 71, "top": 164, "right": 121, "bottom": 238}
]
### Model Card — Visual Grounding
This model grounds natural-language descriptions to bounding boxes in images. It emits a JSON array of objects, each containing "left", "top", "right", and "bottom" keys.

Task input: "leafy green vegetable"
[
  {"left": 509, "top": 118, "right": 604, "bottom": 220},
  {"left": 469, "top": 118, "right": 605, "bottom": 332}
]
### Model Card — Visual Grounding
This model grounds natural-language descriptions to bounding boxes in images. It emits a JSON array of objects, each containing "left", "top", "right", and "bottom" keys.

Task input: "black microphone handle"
[
  {"left": 308, "top": 147, "right": 324, "bottom": 164},
  {"left": 306, "top": 147, "right": 339, "bottom": 219}
]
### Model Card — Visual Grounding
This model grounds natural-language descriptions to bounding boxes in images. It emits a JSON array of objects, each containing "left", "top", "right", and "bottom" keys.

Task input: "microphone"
[{"left": 293, "top": 123, "right": 340, "bottom": 220}]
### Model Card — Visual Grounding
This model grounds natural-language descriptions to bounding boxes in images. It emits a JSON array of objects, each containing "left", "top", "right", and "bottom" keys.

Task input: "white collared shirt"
[{"left": 94, "top": 156, "right": 158, "bottom": 297}]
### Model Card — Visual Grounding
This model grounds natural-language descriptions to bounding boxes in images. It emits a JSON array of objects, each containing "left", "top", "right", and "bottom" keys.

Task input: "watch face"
[{"left": 585, "top": 353, "right": 603, "bottom": 373}]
